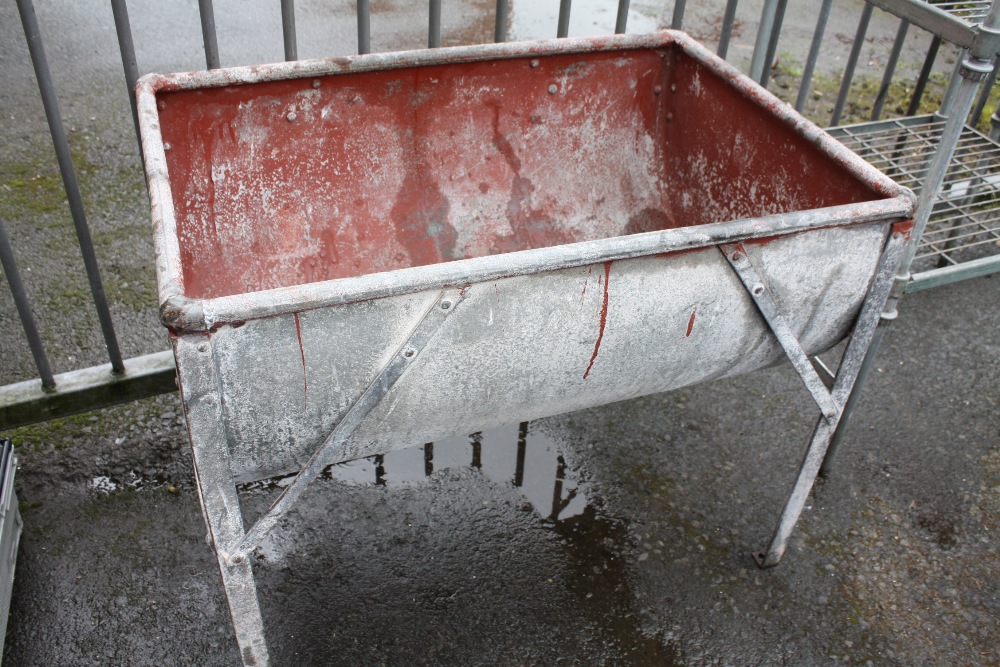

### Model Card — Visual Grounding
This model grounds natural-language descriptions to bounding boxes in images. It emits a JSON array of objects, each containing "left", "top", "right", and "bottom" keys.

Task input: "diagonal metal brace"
[
  {"left": 223, "top": 288, "right": 467, "bottom": 565},
  {"left": 720, "top": 243, "right": 839, "bottom": 422}
]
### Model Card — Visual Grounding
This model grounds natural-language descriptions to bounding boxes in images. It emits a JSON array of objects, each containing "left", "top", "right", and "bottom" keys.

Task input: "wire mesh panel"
[{"left": 829, "top": 115, "right": 1000, "bottom": 279}]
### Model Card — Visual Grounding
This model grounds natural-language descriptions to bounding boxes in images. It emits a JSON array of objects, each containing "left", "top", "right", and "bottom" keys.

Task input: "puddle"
[
  {"left": 510, "top": 0, "right": 659, "bottom": 41},
  {"left": 251, "top": 421, "right": 679, "bottom": 664},
  {"left": 244, "top": 421, "right": 590, "bottom": 522}
]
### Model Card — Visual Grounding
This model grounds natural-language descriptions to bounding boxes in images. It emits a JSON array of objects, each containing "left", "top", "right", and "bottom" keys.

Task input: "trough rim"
[{"left": 135, "top": 31, "right": 916, "bottom": 334}]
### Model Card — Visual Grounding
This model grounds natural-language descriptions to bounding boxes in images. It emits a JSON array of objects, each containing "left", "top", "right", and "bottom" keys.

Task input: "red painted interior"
[{"left": 157, "top": 45, "right": 881, "bottom": 300}]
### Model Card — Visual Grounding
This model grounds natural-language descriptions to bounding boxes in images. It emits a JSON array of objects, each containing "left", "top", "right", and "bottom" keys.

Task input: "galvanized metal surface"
[
  {"left": 829, "top": 114, "right": 1000, "bottom": 282},
  {"left": 758, "top": 219, "right": 912, "bottom": 566},
  {"left": 720, "top": 242, "right": 839, "bottom": 422},
  {"left": 135, "top": 32, "right": 915, "bottom": 662},
  {"left": 138, "top": 32, "right": 913, "bottom": 479},
  {"left": 0, "top": 440, "right": 21, "bottom": 665}
]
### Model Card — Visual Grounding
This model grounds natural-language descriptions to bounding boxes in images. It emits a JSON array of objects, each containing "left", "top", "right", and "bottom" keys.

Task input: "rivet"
[
  {"left": 403, "top": 348, "right": 416, "bottom": 358},
  {"left": 530, "top": 59, "right": 540, "bottom": 68},
  {"left": 163, "top": 143, "right": 171, "bottom": 151},
  {"left": 158, "top": 100, "right": 167, "bottom": 110},
  {"left": 441, "top": 300, "right": 452, "bottom": 310},
  {"left": 670, "top": 83, "right": 677, "bottom": 92},
  {"left": 653, "top": 85, "right": 662, "bottom": 95},
  {"left": 752, "top": 285, "right": 764, "bottom": 296},
  {"left": 312, "top": 80, "right": 321, "bottom": 89},
  {"left": 230, "top": 553, "right": 244, "bottom": 565},
  {"left": 197, "top": 343, "right": 209, "bottom": 353},
  {"left": 287, "top": 112, "right": 297, "bottom": 122},
  {"left": 731, "top": 252, "right": 742, "bottom": 262},
  {"left": 548, "top": 84, "right": 558, "bottom": 94},
  {"left": 666, "top": 112, "right": 674, "bottom": 122}
]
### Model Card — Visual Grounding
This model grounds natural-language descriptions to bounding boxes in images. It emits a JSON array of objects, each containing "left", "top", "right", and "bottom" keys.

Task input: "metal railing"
[{"left": 2, "top": 0, "right": 999, "bottom": 429}]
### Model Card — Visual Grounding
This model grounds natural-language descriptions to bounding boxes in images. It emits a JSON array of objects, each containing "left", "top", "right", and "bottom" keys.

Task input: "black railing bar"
[
  {"left": 972, "top": 52, "right": 1000, "bottom": 125},
  {"left": 795, "top": 0, "right": 832, "bottom": 112},
  {"left": 109, "top": 0, "right": 142, "bottom": 160},
  {"left": 749, "top": 0, "right": 779, "bottom": 83},
  {"left": 429, "top": 0, "right": 442, "bottom": 48},
  {"left": 198, "top": 0, "right": 221, "bottom": 69},
  {"left": 0, "top": 217, "right": 55, "bottom": 389},
  {"left": 871, "top": 19, "right": 910, "bottom": 121},
  {"left": 831, "top": 2, "right": 873, "bottom": 126},
  {"left": 716, "top": 0, "right": 739, "bottom": 59},
  {"left": 557, "top": 0, "right": 572, "bottom": 38},
  {"left": 14, "top": 0, "right": 125, "bottom": 374},
  {"left": 495, "top": 0, "right": 509, "bottom": 42},
  {"left": 671, "top": 0, "right": 686, "bottom": 30},
  {"left": 759, "top": 0, "right": 787, "bottom": 88},
  {"left": 907, "top": 35, "right": 943, "bottom": 116},
  {"left": 615, "top": 0, "right": 630, "bottom": 34},
  {"left": 281, "top": 0, "right": 297, "bottom": 61},
  {"left": 357, "top": 0, "right": 371, "bottom": 54}
]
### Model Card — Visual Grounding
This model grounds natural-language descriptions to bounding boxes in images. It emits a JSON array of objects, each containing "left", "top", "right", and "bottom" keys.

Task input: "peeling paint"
[
  {"left": 293, "top": 312, "right": 308, "bottom": 409},
  {"left": 583, "top": 261, "right": 612, "bottom": 380}
]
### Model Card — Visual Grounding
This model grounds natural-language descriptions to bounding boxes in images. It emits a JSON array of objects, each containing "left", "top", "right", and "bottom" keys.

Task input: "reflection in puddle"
[
  {"left": 245, "top": 422, "right": 589, "bottom": 522},
  {"left": 251, "top": 423, "right": 679, "bottom": 663},
  {"left": 333, "top": 421, "right": 589, "bottom": 522}
]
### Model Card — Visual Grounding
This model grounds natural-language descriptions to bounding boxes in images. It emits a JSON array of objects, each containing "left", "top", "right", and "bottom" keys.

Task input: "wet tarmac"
[
  {"left": 6, "top": 272, "right": 999, "bottom": 665},
  {"left": 2, "top": 0, "right": 999, "bottom": 665}
]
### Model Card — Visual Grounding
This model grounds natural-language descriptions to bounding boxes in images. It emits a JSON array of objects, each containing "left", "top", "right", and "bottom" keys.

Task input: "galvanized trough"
[{"left": 137, "top": 32, "right": 914, "bottom": 665}]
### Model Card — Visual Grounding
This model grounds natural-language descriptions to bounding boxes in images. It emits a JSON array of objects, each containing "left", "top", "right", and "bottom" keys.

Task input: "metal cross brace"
[
  {"left": 719, "top": 228, "right": 911, "bottom": 567},
  {"left": 223, "top": 287, "right": 467, "bottom": 565},
  {"left": 720, "top": 243, "right": 840, "bottom": 423}
]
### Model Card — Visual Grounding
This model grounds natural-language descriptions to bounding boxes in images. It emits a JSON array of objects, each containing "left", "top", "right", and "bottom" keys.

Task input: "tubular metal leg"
[
  {"left": 756, "top": 222, "right": 911, "bottom": 568},
  {"left": 175, "top": 337, "right": 270, "bottom": 665}
]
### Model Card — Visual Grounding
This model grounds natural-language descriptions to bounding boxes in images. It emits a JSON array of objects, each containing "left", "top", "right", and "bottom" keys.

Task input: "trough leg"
[
  {"left": 755, "top": 222, "right": 912, "bottom": 568},
  {"left": 175, "top": 337, "right": 271, "bottom": 666}
]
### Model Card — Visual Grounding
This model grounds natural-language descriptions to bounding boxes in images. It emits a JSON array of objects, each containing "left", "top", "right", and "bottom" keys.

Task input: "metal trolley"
[{"left": 137, "top": 32, "right": 914, "bottom": 664}]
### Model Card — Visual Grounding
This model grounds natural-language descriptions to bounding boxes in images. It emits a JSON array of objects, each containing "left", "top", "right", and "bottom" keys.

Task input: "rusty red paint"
[
  {"left": 686, "top": 306, "right": 697, "bottom": 337},
  {"left": 154, "top": 43, "right": 885, "bottom": 302},
  {"left": 583, "top": 261, "right": 612, "bottom": 379},
  {"left": 893, "top": 219, "right": 916, "bottom": 239},
  {"left": 293, "top": 312, "right": 308, "bottom": 408}
]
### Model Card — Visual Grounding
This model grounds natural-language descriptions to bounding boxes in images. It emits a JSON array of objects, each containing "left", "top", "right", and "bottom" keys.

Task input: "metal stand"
[{"left": 721, "top": 228, "right": 912, "bottom": 567}]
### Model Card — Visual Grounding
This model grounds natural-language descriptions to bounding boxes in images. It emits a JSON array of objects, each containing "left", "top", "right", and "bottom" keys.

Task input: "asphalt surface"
[{"left": 1, "top": 1, "right": 998, "bottom": 665}]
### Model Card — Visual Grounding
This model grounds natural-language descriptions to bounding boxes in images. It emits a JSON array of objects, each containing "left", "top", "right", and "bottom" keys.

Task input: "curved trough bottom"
[{"left": 207, "top": 222, "right": 888, "bottom": 482}]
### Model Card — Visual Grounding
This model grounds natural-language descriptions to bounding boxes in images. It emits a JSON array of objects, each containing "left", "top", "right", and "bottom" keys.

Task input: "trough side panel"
[
  {"left": 195, "top": 223, "right": 886, "bottom": 482},
  {"left": 663, "top": 45, "right": 885, "bottom": 228}
]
